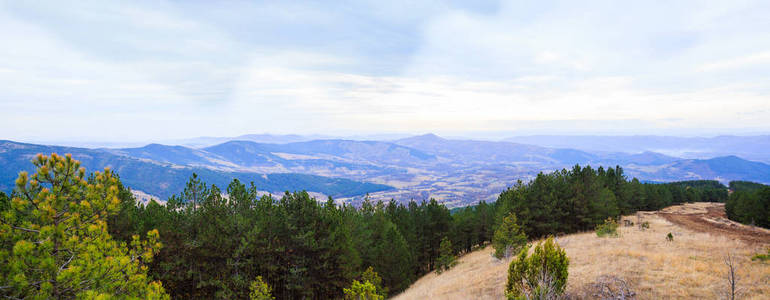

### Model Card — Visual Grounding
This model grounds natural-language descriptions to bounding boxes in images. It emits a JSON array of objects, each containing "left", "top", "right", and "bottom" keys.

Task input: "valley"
[{"left": 3, "top": 134, "right": 770, "bottom": 207}]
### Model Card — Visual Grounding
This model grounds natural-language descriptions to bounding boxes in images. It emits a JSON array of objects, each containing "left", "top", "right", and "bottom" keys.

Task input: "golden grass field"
[{"left": 393, "top": 203, "right": 770, "bottom": 299}]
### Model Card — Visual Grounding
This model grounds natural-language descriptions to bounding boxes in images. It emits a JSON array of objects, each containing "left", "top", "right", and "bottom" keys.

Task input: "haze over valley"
[{"left": 4, "top": 133, "right": 769, "bottom": 207}]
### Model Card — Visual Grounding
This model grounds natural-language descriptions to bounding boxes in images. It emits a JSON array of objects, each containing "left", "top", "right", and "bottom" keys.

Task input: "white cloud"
[
  {"left": 1, "top": 0, "right": 769, "bottom": 141},
  {"left": 698, "top": 52, "right": 770, "bottom": 72}
]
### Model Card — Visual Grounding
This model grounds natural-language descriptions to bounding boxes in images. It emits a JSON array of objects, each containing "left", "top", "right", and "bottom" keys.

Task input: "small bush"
[
  {"left": 666, "top": 232, "right": 674, "bottom": 242},
  {"left": 579, "top": 275, "right": 636, "bottom": 299},
  {"left": 623, "top": 219, "right": 634, "bottom": 227},
  {"left": 506, "top": 237, "right": 569, "bottom": 299},
  {"left": 640, "top": 221, "right": 650, "bottom": 230},
  {"left": 752, "top": 247, "right": 770, "bottom": 262},
  {"left": 595, "top": 218, "right": 619, "bottom": 238}
]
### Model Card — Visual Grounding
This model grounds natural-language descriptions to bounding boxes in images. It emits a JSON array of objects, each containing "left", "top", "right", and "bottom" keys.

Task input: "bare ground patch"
[{"left": 657, "top": 202, "right": 770, "bottom": 245}]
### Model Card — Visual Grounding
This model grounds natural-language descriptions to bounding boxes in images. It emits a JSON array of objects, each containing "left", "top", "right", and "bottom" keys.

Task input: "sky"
[{"left": 1, "top": 0, "right": 770, "bottom": 143}]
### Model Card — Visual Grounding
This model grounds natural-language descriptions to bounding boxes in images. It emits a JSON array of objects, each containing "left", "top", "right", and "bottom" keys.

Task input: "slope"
[{"left": 394, "top": 203, "right": 770, "bottom": 299}]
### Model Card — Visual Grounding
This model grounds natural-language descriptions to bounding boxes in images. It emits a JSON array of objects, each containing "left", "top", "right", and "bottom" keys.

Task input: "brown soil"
[{"left": 657, "top": 202, "right": 770, "bottom": 245}]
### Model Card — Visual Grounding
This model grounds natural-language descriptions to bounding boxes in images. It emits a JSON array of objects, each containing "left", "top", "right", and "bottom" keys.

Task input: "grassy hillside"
[{"left": 394, "top": 203, "right": 770, "bottom": 299}]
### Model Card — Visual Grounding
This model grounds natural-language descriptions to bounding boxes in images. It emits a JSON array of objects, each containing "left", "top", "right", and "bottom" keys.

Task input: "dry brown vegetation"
[{"left": 393, "top": 202, "right": 770, "bottom": 299}]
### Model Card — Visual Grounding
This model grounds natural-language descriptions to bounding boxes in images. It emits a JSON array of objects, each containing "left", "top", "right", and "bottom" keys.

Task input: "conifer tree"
[
  {"left": 343, "top": 280, "right": 382, "bottom": 300},
  {"left": 360, "top": 266, "right": 387, "bottom": 298},
  {"left": 506, "top": 237, "right": 569, "bottom": 299},
  {"left": 0, "top": 153, "right": 167, "bottom": 299},
  {"left": 249, "top": 276, "right": 274, "bottom": 300},
  {"left": 493, "top": 213, "right": 527, "bottom": 259},
  {"left": 435, "top": 236, "right": 457, "bottom": 274},
  {"left": 0, "top": 192, "right": 8, "bottom": 212}
]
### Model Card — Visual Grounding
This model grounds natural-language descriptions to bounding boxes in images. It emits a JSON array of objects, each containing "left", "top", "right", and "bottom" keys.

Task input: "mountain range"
[
  {"left": 2, "top": 134, "right": 770, "bottom": 207},
  {"left": 505, "top": 135, "right": 770, "bottom": 163},
  {"left": 0, "top": 140, "right": 393, "bottom": 200}
]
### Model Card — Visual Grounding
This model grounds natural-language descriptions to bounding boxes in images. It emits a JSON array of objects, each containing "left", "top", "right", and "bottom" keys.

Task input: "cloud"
[
  {"left": 698, "top": 51, "right": 770, "bottom": 72},
  {"left": 0, "top": 0, "right": 769, "bottom": 141}
]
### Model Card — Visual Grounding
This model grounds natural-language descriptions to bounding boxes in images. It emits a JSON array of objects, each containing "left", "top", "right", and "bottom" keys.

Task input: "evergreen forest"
[{"left": 2, "top": 155, "right": 765, "bottom": 299}]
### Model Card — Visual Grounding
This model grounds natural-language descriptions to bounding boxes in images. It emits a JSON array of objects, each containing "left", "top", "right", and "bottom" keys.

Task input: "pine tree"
[
  {"left": 343, "top": 280, "right": 383, "bottom": 300},
  {"left": 0, "top": 192, "right": 8, "bottom": 213},
  {"left": 435, "top": 237, "right": 457, "bottom": 274},
  {"left": 493, "top": 213, "right": 527, "bottom": 259},
  {"left": 589, "top": 188, "right": 620, "bottom": 224},
  {"left": 360, "top": 266, "right": 387, "bottom": 298},
  {"left": 249, "top": 276, "right": 274, "bottom": 300},
  {"left": 0, "top": 153, "right": 168, "bottom": 299}
]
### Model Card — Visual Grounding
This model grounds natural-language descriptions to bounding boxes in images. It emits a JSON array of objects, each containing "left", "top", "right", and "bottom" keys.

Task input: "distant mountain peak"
[
  {"left": 706, "top": 155, "right": 745, "bottom": 162},
  {"left": 412, "top": 133, "right": 445, "bottom": 141}
]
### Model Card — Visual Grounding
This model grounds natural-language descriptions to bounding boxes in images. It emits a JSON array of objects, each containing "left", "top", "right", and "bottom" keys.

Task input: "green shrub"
[
  {"left": 640, "top": 221, "right": 650, "bottom": 230},
  {"left": 752, "top": 247, "right": 770, "bottom": 262},
  {"left": 493, "top": 213, "right": 528, "bottom": 259},
  {"left": 506, "top": 237, "right": 569, "bottom": 299},
  {"left": 666, "top": 232, "right": 674, "bottom": 242},
  {"left": 596, "top": 217, "right": 619, "bottom": 237}
]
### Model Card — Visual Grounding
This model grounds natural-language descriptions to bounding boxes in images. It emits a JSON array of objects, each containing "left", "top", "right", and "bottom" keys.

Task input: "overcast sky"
[{"left": 1, "top": 0, "right": 770, "bottom": 142}]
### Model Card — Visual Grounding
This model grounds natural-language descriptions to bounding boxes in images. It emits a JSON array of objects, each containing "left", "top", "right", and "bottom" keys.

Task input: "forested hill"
[
  {"left": 729, "top": 180, "right": 768, "bottom": 192},
  {"left": 4, "top": 136, "right": 770, "bottom": 206},
  {"left": 0, "top": 140, "right": 393, "bottom": 199}
]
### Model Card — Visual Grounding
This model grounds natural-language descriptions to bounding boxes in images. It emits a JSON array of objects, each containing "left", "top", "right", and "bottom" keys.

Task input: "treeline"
[
  {"left": 726, "top": 181, "right": 769, "bottom": 229},
  {"left": 666, "top": 180, "right": 729, "bottom": 203},
  {"left": 106, "top": 174, "right": 495, "bottom": 299},
  {"left": 494, "top": 166, "right": 727, "bottom": 237},
  {"left": 729, "top": 180, "right": 768, "bottom": 192},
  {"left": 1, "top": 159, "right": 736, "bottom": 299}
]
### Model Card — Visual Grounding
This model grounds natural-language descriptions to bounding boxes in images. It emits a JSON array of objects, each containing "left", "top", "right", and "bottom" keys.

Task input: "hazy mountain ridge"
[
  {"left": 3, "top": 135, "right": 769, "bottom": 207},
  {"left": 505, "top": 135, "right": 770, "bottom": 163},
  {"left": 0, "top": 140, "right": 393, "bottom": 199},
  {"left": 642, "top": 155, "right": 770, "bottom": 182}
]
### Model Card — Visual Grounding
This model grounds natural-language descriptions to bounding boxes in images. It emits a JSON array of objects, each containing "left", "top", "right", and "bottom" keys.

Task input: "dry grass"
[
  {"left": 391, "top": 245, "right": 510, "bottom": 300},
  {"left": 393, "top": 203, "right": 770, "bottom": 299}
]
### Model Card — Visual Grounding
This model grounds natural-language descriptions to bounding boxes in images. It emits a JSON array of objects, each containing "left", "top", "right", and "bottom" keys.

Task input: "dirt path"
[{"left": 656, "top": 202, "right": 770, "bottom": 245}]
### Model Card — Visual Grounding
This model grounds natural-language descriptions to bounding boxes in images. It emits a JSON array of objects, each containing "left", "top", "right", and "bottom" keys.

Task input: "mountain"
[
  {"left": 171, "top": 134, "right": 331, "bottom": 147},
  {"left": 4, "top": 134, "right": 770, "bottom": 207},
  {"left": 106, "top": 144, "right": 233, "bottom": 168},
  {"left": 642, "top": 156, "right": 770, "bottom": 183},
  {"left": 203, "top": 139, "right": 436, "bottom": 166},
  {"left": 600, "top": 151, "right": 681, "bottom": 166},
  {"left": 395, "top": 133, "right": 598, "bottom": 165},
  {"left": 504, "top": 135, "right": 770, "bottom": 163},
  {"left": 0, "top": 140, "right": 393, "bottom": 199},
  {"left": 267, "top": 139, "right": 437, "bottom": 164}
]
